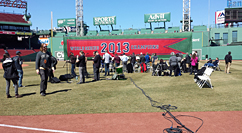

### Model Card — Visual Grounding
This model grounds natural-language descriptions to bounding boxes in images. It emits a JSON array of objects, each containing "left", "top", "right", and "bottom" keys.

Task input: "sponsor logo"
[
  {"left": 55, "top": 51, "right": 64, "bottom": 60},
  {"left": 192, "top": 39, "right": 200, "bottom": 42}
]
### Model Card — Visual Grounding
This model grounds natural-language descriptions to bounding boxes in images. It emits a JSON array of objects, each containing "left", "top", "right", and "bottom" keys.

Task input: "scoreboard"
[{"left": 225, "top": 8, "right": 242, "bottom": 23}]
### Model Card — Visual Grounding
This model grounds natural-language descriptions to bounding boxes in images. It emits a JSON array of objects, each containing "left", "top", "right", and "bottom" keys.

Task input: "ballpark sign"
[
  {"left": 93, "top": 16, "right": 116, "bottom": 25},
  {"left": 0, "top": 0, "right": 27, "bottom": 9},
  {"left": 144, "top": 12, "right": 171, "bottom": 23},
  {"left": 57, "top": 18, "right": 76, "bottom": 27}
]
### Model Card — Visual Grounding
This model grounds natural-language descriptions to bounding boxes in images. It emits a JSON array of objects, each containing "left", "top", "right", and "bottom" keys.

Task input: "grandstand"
[
  {"left": 140, "top": 28, "right": 152, "bottom": 34},
  {"left": 86, "top": 30, "right": 98, "bottom": 36},
  {"left": 153, "top": 27, "right": 166, "bottom": 34},
  {"left": 110, "top": 29, "right": 122, "bottom": 35},
  {"left": 98, "top": 30, "right": 110, "bottom": 36},
  {"left": 167, "top": 27, "right": 180, "bottom": 33},
  {"left": 123, "top": 29, "right": 138, "bottom": 35}
]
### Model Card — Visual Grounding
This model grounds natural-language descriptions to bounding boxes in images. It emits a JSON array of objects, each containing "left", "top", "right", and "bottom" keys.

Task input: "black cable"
[{"left": 129, "top": 77, "right": 203, "bottom": 133}]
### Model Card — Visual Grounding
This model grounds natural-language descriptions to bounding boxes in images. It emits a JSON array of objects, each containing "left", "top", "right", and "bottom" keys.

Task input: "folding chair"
[
  {"left": 153, "top": 64, "right": 162, "bottom": 76},
  {"left": 196, "top": 67, "right": 214, "bottom": 89}
]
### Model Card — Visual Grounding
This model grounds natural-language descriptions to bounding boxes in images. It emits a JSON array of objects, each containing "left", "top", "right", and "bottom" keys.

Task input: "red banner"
[
  {"left": 67, "top": 38, "right": 186, "bottom": 57},
  {"left": 0, "top": 31, "right": 15, "bottom": 35}
]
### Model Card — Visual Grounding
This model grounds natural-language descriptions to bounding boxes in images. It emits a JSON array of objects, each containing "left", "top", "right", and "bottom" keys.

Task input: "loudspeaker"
[{"left": 51, "top": 77, "right": 61, "bottom": 83}]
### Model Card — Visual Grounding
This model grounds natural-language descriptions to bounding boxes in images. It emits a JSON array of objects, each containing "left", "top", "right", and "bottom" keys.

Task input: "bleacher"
[
  {"left": 98, "top": 30, "right": 110, "bottom": 36},
  {"left": 167, "top": 27, "right": 180, "bottom": 33},
  {"left": 153, "top": 27, "right": 166, "bottom": 34},
  {"left": 123, "top": 29, "right": 138, "bottom": 35},
  {"left": 0, "top": 13, "right": 29, "bottom": 24},
  {"left": 140, "top": 28, "right": 152, "bottom": 34},
  {"left": 0, "top": 49, "right": 36, "bottom": 59},
  {"left": 111, "top": 29, "right": 122, "bottom": 35},
  {"left": 193, "top": 25, "right": 207, "bottom": 32},
  {"left": 86, "top": 30, "right": 98, "bottom": 36}
]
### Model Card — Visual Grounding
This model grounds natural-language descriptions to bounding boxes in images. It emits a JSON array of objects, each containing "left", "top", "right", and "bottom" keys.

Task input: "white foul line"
[{"left": 0, "top": 124, "right": 83, "bottom": 133}]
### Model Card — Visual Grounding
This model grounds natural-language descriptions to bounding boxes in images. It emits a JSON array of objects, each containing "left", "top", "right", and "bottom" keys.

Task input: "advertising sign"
[
  {"left": 55, "top": 51, "right": 64, "bottom": 60},
  {"left": 215, "top": 10, "right": 225, "bottom": 24},
  {"left": 144, "top": 12, "right": 171, "bottom": 23},
  {"left": 93, "top": 16, "right": 116, "bottom": 25},
  {"left": 16, "top": 32, "right": 32, "bottom": 35},
  {"left": 39, "top": 38, "right": 49, "bottom": 46},
  {"left": 57, "top": 18, "right": 76, "bottom": 27},
  {"left": 0, "top": 0, "right": 27, "bottom": 9},
  {"left": 0, "top": 31, "right": 15, "bottom": 35},
  {"left": 66, "top": 38, "right": 186, "bottom": 57}
]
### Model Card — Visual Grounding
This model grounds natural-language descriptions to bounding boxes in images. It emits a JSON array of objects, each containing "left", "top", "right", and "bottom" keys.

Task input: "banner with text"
[
  {"left": 144, "top": 12, "right": 171, "bottom": 23},
  {"left": 66, "top": 38, "right": 187, "bottom": 57},
  {"left": 93, "top": 16, "right": 116, "bottom": 25}
]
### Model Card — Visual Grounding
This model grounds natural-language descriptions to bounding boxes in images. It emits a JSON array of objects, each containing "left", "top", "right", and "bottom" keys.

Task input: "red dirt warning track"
[{"left": 0, "top": 111, "right": 241, "bottom": 133}]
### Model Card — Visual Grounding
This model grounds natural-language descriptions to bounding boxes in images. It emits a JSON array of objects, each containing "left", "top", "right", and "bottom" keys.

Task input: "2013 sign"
[{"left": 100, "top": 42, "right": 130, "bottom": 53}]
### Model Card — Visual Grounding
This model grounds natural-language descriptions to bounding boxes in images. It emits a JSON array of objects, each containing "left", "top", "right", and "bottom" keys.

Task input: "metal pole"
[{"left": 51, "top": 11, "right": 53, "bottom": 54}]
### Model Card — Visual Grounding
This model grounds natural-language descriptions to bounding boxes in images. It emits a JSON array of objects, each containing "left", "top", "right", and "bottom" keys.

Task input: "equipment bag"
[{"left": 51, "top": 77, "right": 61, "bottom": 83}]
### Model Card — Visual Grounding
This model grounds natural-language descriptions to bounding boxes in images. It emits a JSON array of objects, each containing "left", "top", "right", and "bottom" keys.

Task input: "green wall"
[{"left": 192, "top": 27, "right": 242, "bottom": 60}]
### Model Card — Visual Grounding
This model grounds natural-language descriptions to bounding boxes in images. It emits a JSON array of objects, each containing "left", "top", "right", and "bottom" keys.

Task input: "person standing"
[
  {"left": 114, "top": 54, "right": 121, "bottom": 67},
  {"left": 145, "top": 52, "right": 150, "bottom": 64},
  {"left": 13, "top": 51, "right": 24, "bottom": 87},
  {"left": 2, "top": 53, "right": 22, "bottom": 98},
  {"left": 176, "top": 53, "right": 182, "bottom": 76},
  {"left": 195, "top": 51, "right": 199, "bottom": 70},
  {"left": 48, "top": 52, "right": 57, "bottom": 82},
  {"left": 69, "top": 52, "right": 78, "bottom": 80},
  {"left": 103, "top": 50, "right": 111, "bottom": 76},
  {"left": 152, "top": 53, "right": 158, "bottom": 69},
  {"left": 169, "top": 52, "right": 178, "bottom": 76},
  {"left": 35, "top": 44, "right": 54, "bottom": 96},
  {"left": 224, "top": 51, "right": 232, "bottom": 74},
  {"left": 185, "top": 53, "right": 191, "bottom": 73},
  {"left": 190, "top": 53, "right": 198, "bottom": 75},
  {"left": 76, "top": 51, "right": 85, "bottom": 84},
  {"left": 121, "top": 53, "right": 128, "bottom": 72},
  {"left": 93, "top": 51, "right": 102, "bottom": 81},
  {"left": 139, "top": 53, "right": 146, "bottom": 63},
  {"left": 130, "top": 53, "right": 136, "bottom": 71}
]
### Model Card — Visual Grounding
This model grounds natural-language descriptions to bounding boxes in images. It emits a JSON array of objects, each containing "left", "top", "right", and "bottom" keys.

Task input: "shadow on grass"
[
  {"left": 46, "top": 89, "right": 72, "bottom": 95},
  {"left": 22, "top": 92, "right": 36, "bottom": 97},
  {"left": 25, "top": 84, "right": 40, "bottom": 87}
]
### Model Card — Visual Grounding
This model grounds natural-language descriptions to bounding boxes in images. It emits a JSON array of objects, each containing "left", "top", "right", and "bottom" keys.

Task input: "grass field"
[{"left": 0, "top": 60, "right": 242, "bottom": 116}]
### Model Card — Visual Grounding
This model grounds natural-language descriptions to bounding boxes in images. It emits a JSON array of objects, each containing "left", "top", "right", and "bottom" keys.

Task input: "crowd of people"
[{"left": 1, "top": 43, "right": 233, "bottom": 98}]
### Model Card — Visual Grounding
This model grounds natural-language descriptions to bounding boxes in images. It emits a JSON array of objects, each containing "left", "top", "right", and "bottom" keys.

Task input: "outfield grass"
[{"left": 0, "top": 60, "right": 242, "bottom": 116}]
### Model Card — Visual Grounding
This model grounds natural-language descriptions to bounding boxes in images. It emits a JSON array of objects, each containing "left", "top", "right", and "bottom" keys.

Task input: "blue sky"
[{"left": 0, "top": 0, "right": 230, "bottom": 30}]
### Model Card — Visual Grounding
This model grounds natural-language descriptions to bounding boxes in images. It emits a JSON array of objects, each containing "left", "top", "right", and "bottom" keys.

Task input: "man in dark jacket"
[
  {"left": 93, "top": 51, "right": 101, "bottom": 81},
  {"left": 69, "top": 52, "right": 77, "bottom": 79},
  {"left": 35, "top": 44, "right": 54, "bottom": 96},
  {"left": 224, "top": 51, "right": 232, "bottom": 74},
  {"left": 13, "top": 51, "right": 24, "bottom": 87},
  {"left": 139, "top": 53, "right": 146, "bottom": 63},
  {"left": 76, "top": 51, "right": 85, "bottom": 84},
  {"left": 48, "top": 52, "right": 57, "bottom": 82},
  {"left": 2, "top": 53, "right": 22, "bottom": 98},
  {"left": 130, "top": 53, "right": 136, "bottom": 70},
  {"left": 169, "top": 52, "right": 178, "bottom": 76},
  {"left": 185, "top": 53, "right": 191, "bottom": 72}
]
